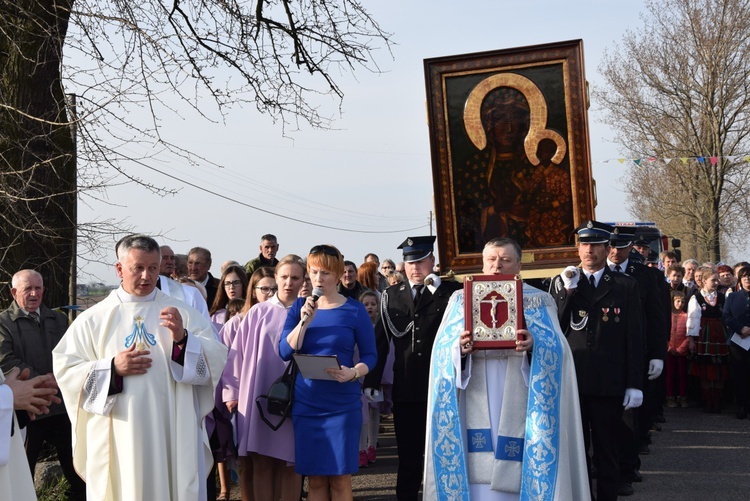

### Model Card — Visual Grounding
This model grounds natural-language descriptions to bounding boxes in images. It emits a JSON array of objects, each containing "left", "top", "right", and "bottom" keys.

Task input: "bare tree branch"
[
  {"left": 595, "top": 0, "right": 750, "bottom": 262},
  {"left": 0, "top": 0, "right": 393, "bottom": 306}
]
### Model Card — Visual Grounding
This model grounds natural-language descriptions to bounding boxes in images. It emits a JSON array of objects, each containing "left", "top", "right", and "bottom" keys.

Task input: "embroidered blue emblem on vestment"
[
  {"left": 124, "top": 316, "right": 157, "bottom": 349},
  {"left": 497, "top": 436, "right": 524, "bottom": 461},
  {"left": 467, "top": 429, "right": 492, "bottom": 452}
]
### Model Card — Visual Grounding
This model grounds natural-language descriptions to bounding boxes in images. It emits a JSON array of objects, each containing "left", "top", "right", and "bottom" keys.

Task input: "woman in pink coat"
[{"left": 223, "top": 254, "right": 306, "bottom": 501}]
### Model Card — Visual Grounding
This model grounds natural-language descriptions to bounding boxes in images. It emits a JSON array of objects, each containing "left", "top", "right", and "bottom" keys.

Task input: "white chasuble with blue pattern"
[{"left": 424, "top": 284, "right": 586, "bottom": 501}]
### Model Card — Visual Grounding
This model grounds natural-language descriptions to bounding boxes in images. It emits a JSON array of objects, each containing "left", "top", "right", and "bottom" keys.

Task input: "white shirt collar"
[
  {"left": 582, "top": 267, "right": 606, "bottom": 287},
  {"left": 116, "top": 286, "right": 157, "bottom": 303},
  {"left": 18, "top": 306, "right": 36, "bottom": 316},
  {"left": 270, "top": 294, "right": 300, "bottom": 310},
  {"left": 607, "top": 258, "right": 629, "bottom": 272}
]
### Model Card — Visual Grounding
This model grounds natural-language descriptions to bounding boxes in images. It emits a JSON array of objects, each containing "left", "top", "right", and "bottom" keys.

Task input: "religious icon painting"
[
  {"left": 424, "top": 40, "right": 596, "bottom": 274},
  {"left": 464, "top": 274, "right": 523, "bottom": 349}
]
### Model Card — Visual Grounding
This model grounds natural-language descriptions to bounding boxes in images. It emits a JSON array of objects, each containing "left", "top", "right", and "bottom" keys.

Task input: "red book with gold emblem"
[{"left": 464, "top": 274, "right": 523, "bottom": 349}]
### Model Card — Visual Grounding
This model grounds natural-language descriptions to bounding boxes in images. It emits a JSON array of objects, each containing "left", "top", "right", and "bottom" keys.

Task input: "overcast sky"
[{"left": 76, "top": 0, "right": 659, "bottom": 284}]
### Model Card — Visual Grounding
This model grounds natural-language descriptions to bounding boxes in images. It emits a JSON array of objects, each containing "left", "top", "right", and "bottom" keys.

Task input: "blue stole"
[{"left": 428, "top": 287, "right": 564, "bottom": 500}]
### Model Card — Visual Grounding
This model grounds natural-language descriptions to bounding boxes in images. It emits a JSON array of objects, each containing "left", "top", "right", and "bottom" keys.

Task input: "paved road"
[
  {"left": 229, "top": 402, "right": 750, "bottom": 500},
  {"left": 351, "top": 404, "right": 750, "bottom": 500},
  {"left": 628, "top": 403, "right": 750, "bottom": 500}
]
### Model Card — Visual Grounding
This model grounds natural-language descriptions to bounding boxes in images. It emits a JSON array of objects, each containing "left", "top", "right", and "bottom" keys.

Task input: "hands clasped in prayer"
[
  {"left": 4, "top": 366, "right": 61, "bottom": 419},
  {"left": 459, "top": 328, "right": 534, "bottom": 355},
  {"left": 114, "top": 307, "right": 185, "bottom": 376}
]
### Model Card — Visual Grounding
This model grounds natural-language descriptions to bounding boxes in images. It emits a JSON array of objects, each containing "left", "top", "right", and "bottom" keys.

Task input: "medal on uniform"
[
  {"left": 614, "top": 308, "right": 621, "bottom": 323},
  {"left": 602, "top": 308, "right": 610, "bottom": 322}
]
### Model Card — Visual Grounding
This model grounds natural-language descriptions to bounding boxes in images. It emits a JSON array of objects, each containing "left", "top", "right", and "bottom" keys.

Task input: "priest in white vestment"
[
  {"left": 424, "top": 238, "right": 590, "bottom": 501},
  {"left": 0, "top": 367, "right": 60, "bottom": 500},
  {"left": 158, "top": 273, "right": 211, "bottom": 318},
  {"left": 158, "top": 245, "right": 209, "bottom": 322},
  {"left": 53, "top": 235, "right": 227, "bottom": 501}
]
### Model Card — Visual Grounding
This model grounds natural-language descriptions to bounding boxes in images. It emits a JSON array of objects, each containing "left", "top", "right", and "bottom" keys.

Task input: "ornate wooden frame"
[{"left": 424, "top": 40, "right": 595, "bottom": 274}]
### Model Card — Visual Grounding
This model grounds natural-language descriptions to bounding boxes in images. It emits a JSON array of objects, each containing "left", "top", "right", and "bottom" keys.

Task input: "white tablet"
[{"left": 292, "top": 354, "right": 341, "bottom": 380}]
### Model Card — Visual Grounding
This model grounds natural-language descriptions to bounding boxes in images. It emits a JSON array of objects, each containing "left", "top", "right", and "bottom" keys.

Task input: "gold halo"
[{"left": 463, "top": 72, "right": 566, "bottom": 165}]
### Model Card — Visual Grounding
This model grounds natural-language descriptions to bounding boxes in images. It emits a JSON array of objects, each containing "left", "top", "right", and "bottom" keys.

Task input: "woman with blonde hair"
[{"left": 224, "top": 255, "right": 307, "bottom": 500}]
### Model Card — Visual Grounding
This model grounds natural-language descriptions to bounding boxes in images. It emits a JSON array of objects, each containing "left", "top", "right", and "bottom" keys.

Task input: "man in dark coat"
[
  {"left": 550, "top": 221, "right": 644, "bottom": 501},
  {"left": 608, "top": 226, "right": 668, "bottom": 495},
  {"left": 365, "top": 236, "right": 461, "bottom": 500},
  {"left": 0, "top": 269, "right": 86, "bottom": 499},
  {"left": 244, "top": 233, "right": 280, "bottom": 277},
  {"left": 337, "top": 260, "right": 369, "bottom": 300},
  {"left": 187, "top": 246, "right": 220, "bottom": 306}
]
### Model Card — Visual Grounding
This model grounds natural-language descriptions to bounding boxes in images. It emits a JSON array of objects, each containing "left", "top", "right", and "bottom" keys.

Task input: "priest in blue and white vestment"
[{"left": 424, "top": 238, "right": 589, "bottom": 500}]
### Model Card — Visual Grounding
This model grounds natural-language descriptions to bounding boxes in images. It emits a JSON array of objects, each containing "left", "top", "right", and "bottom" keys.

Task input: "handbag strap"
[
  {"left": 255, "top": 357, "right": 297, "bottom": 431},
  {"left": 256, "top": 306, "right": 306, "bottom": 431}
]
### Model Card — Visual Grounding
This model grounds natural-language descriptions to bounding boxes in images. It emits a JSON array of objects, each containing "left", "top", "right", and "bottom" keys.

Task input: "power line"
[{"left": 127, "top": 156, "right": 428, "bottom": 234}]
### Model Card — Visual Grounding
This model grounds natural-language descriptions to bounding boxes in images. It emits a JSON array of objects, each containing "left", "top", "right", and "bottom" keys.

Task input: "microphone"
[{"left": 301, "top": 287, "right": 324, "bottom": 326}]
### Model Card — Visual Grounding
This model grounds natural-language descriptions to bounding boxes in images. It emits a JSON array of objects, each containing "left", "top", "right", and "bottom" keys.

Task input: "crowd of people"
[{"left": 0, "top": 227, "right": 749, "bottom": 501}]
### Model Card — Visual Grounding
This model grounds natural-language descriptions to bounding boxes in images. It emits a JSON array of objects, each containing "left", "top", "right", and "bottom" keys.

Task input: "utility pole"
[{"left": 67, "top": 93, "right": 77, "bottom": 320}]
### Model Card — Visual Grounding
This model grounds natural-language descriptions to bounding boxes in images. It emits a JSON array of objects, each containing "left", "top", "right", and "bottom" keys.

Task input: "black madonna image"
[
  {"left": 456, "top": 71, "right": 573, "bottom": 251},
  {"left": 425, "top": 41, "right": 595, "bottom": 273}
]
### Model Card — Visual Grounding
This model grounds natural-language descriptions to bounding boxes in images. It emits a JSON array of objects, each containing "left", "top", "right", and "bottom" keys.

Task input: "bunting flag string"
[{"left": 598, "top": 154, "right": 750, "bottom": 167}]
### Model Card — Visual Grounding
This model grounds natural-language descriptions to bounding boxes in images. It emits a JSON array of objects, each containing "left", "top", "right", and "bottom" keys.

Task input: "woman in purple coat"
[{"left": 223, "top": 254, "right": 306, "bottom": 501}]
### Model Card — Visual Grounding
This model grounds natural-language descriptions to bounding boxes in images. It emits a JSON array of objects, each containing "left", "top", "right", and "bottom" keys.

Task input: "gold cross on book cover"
[{"left": 464, "top": 274, "right": 523, "bottom": 349}]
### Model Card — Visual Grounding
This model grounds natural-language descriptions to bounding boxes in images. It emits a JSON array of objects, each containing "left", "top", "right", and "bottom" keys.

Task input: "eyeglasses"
[
  {"left": 255, "top": 286, "right": 278, "bottom": 295},
  {"left": 310, "top": 245, "right": 339, "bottom": 257},
  {"left": 224, "top": 280, "right": 242, "bottom": 288},
  {"left": 382, "top": 265, "right": 394, "bottom": 271}
]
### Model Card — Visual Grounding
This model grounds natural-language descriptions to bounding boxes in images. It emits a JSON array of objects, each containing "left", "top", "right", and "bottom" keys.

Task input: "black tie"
[
  {"left": 413, "top": 284, "right": 424, "bottom": 304},
  {"left": 27, "top": 311, "right": 39, "bottom": 323},
  {"left": 589, "top": 274, "right": 596, "bottom": 288},
  {"left": 615, "top": 264, "right": 622, "bottom": 273}
]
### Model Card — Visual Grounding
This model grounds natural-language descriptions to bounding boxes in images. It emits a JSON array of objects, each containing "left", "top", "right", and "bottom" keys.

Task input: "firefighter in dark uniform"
[
  {"left": 365, "top": 236, "right": 461, "bottom": 500},
  {"left": 551, "top": 221, "right": 644, "bottom": 501},
  {"left": 608, "top": 226, "right": 668, "bottom": 496}
]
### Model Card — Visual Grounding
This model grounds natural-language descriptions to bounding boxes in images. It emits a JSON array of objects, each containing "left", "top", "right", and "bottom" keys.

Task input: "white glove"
[
  {"left": 623, "top": 388, "right": 643, "bottom": 410},
  {"left": 363, "top": 387, "right": 380, "bottom": 402},
  {"left": 648, "top": 359, "right": 664, "bottom": 380},
  {"left": 424, "top": 273, "right": 441, "bottom": 294},
  {"left": 561, "top": 266, "right": 580, "bottom": 289}
]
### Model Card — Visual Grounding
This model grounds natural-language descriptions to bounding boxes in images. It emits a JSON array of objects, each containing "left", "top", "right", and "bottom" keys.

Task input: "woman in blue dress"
[{"left": 280, "top": 244, "right": 377, "bottom": 501}]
